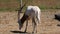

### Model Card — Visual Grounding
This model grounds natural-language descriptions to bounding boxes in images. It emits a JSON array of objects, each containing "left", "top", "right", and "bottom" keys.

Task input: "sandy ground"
[{"left": 0, "top": 9, "right": 60, "bottom": 34}]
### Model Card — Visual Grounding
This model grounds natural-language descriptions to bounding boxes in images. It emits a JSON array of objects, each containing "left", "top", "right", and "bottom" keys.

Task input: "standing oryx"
[{"left": 18, "top": 6, "right": 41, "bottom": 34}]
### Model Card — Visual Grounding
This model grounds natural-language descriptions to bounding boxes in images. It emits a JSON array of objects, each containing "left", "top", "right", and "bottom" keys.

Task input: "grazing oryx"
[{"left": 18, "top": 6, "right": 41, "bottom": 33}]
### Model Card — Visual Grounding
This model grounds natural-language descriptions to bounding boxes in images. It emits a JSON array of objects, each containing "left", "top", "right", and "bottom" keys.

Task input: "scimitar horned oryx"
[{"left": 18, "top": 5, "right": 41, "bottom": 33}]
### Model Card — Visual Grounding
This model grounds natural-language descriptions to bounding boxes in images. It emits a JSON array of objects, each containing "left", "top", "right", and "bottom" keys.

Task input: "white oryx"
[{"left": 18, "top": 6, "right": 41, "bottom": 33}]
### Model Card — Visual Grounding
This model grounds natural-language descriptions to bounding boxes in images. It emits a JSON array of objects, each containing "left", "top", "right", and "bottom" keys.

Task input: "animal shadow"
[{"left": 10, "top": 30, "right": 31, "bottom": 34}]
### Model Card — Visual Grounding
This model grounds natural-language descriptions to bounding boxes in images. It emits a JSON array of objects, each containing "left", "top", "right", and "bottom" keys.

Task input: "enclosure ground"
[{"left": 0, "top": 9, "right": 60, "bottom": 34}]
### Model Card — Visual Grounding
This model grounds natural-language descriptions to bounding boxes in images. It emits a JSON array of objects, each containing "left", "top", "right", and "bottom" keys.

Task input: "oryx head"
[
  {"left": 18, "top": 19, "right": 23, "bottom": 30},
  {"left": 18, "top": 2, "right": 26, "bottom": 30}
]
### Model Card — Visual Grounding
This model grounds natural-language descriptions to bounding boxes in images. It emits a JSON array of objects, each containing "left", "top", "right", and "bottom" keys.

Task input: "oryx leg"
[
  {"left": 36, "top": 16, "right": 40, "bottom": 25},
  {"left": 24, "top": 19, "right": 28, "bottom": 32},
  {"left": 36, "top": 12, "right": 40, "bottom": 24},
  {"left": 32, "top": 18, "right": 37, "bottom": 34}
]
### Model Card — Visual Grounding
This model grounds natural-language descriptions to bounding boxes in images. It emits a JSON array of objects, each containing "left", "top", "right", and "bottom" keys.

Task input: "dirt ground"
[{"left": 0, "top": 9, "right": 60, "bottom": 34}]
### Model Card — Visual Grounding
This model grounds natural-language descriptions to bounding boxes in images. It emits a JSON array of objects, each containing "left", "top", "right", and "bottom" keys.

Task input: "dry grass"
[{"left": 0, "top": 0, "right": 60, "bottom": 11}]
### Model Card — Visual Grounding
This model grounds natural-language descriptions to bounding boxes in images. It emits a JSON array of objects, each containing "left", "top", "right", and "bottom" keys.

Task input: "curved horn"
[{"left": 18, "top": 0, "right": 27, "bottom": 22}]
